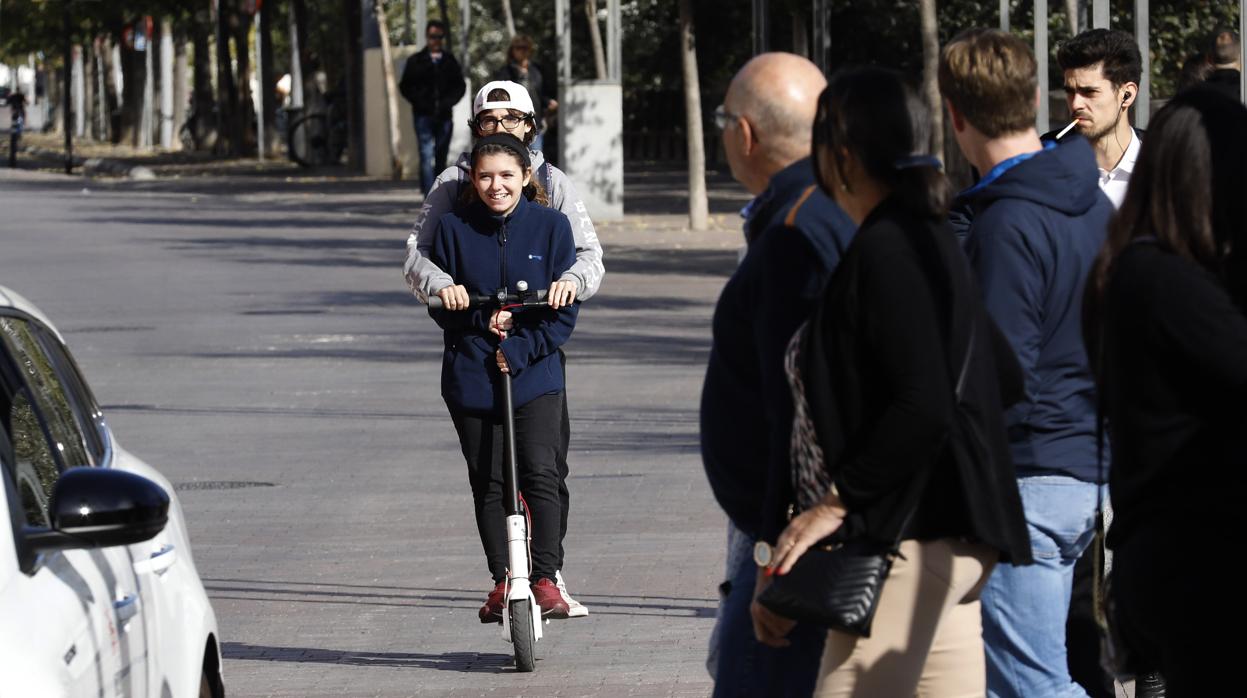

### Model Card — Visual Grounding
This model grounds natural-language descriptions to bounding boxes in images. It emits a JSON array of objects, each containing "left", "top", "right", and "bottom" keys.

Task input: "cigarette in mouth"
[{"left": 1056, "top": 119, "right": 1078, "bottom": 140}]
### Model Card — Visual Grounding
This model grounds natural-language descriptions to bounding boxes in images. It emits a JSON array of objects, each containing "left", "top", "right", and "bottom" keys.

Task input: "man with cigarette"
[
  {"left": 940, "top": 29, "right": 1114, "bottom": 698},
  {"left": 1051, "top": 29, "right": 1143, "bottom": 208}
]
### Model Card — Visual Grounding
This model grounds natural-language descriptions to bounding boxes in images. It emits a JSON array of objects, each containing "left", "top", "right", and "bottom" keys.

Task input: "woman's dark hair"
[
  {"left": 460, "top": 138, "right": 550, "bottom": 208},
  {"left": 813, "top": 67, "right": 950, "bottom": 221},
  {"left": 1085, "top": 86, "right": 1247, "bottom": 352}
]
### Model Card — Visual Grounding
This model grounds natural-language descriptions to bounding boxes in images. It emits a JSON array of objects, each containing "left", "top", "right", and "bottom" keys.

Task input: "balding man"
[{"left": 700, "top": 53, "right": 855, "bottom": 697}]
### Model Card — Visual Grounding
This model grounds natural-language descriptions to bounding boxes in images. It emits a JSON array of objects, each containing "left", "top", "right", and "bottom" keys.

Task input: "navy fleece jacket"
[
  {"left": 429, "top": 195, "right": 578, "bottom": 414},
  {"left": 956, "top": 135, "right": 1112, "bottom": 482}
]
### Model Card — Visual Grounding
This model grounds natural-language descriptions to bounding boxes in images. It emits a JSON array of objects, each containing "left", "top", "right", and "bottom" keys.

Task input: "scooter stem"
[{"left": 500, "top": 337, "right": 521, "bottom": 518}]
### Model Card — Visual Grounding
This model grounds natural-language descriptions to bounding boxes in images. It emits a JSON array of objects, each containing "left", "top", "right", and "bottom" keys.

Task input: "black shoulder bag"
[{"left": 758, "top": 311, "right": 976, "bottom": 638}]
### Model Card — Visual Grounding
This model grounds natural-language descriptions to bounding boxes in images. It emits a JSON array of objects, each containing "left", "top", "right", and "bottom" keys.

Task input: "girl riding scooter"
[{"left": 428, "top": 133, "right": 578, "bottom": 622}]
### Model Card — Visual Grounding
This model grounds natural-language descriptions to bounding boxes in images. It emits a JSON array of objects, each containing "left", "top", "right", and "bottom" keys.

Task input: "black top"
[
  {"left": 700, "top": 159, "right": 856, "bottom": 541},
  {"left": 801, "top": 198, "right": 1032, "bottom": 562},
  {"left": 399, "top": 49, "right": 467, "bottom": 120},
  {"left": 1097, "top": 241, "right": 1247, "bottom": 549}
]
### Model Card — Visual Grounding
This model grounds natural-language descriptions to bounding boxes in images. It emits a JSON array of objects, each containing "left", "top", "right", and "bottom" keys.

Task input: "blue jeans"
[
  {"left": 414, "top": 115, "right": 453, "bottom": 194},
  {"left": 982, "top": 475, "right": 1106, "bottom": 698},
  {"left": 708, "top": 522, "right": 825, "bottom": 698}
]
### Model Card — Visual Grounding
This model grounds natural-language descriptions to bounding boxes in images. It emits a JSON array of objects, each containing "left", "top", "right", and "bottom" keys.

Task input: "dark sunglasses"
[{"left": 427, "top": 32, "right": 445, "bottom": 40}]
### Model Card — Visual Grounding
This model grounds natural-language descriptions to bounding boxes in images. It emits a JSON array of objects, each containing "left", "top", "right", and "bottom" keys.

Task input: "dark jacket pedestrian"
[
  {"left": 955, "top": 135, "right": 1112, "bottom": 483},
  {"left": 400, "top": 24, "right": 468, "bottom": 193},
  {"left": 701, "top": 158, "right": 855, "bottom": 544},
  {"left": 399, "top": 46, "right": 466, "bottom": 120},
  {"left": 1085, "top": 89, "right": 1247, "bottom": 696}
]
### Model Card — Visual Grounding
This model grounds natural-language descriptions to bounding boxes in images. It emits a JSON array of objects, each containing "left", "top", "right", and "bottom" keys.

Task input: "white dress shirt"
[{"left": 1098, "top": 129, "right": 1140, "bottom": 209}]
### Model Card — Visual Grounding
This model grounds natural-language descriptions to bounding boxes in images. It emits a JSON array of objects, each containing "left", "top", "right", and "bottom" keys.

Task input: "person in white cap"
[{"left": 404, "top": 79, "right": 603, "bottom": 618}]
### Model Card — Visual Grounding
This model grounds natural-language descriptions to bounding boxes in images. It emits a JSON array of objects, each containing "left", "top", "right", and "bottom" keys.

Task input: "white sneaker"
[{"left": 555, "top": 570, "right": 590, "bottom": 618}]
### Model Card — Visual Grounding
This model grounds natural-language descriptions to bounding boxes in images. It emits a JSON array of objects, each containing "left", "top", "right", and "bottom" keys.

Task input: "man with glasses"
[
  {"left": 399, "top": 20, "right": 467, "bottom": 194},
  {"left": 701, "top": 53, "right": 855, "bottom": 697},
  {"left": 404, "top": 80, "right": 604, "bottom": 619}
]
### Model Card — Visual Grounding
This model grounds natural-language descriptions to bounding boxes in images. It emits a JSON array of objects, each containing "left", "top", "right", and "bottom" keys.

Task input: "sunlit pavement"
[{"left": 0, "top": 167, "right": 749, "bottom": 696}]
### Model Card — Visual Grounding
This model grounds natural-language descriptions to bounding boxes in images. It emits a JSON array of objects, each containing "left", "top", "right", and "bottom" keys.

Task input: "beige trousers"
[{"left": 813, "top": 538, "right": 997, "bottom": 698}]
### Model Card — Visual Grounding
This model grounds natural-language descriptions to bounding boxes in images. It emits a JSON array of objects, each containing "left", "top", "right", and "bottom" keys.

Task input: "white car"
[{"left": 0, "top": 286, "right": 224, "bottom": 697}]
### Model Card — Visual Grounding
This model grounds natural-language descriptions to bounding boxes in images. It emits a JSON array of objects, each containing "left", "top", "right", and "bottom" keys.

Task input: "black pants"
[
  {"left": 451, "top": 392, "right": 562, "bottom": 584},
  {"left": 1113, "top": 527, "right": 1234, "bottom": 697}
]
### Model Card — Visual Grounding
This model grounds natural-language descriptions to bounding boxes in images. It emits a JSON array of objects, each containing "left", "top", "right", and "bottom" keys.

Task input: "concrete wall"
[
  {"left": 362, "top": 46, "right": 471, "bottom": 180},
  {"left": 557, "top": 83, "right": 624, "bottom": 220}
]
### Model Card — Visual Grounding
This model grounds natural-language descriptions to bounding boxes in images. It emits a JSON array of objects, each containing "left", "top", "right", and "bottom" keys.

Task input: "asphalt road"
[{"left": 0, "top": 167, "right": 747, "bottom": 697}]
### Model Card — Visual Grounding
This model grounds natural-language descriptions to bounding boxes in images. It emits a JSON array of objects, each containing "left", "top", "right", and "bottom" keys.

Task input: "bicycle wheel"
[
  {"left": 288, "top": 113, "right": 340, "bottom": 167},
  {"left": 508, "top": 599, "right": 536, "bottom": 672}
]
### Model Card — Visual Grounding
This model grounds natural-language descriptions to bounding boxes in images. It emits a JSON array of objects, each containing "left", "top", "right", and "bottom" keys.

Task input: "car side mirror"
[{"left": 23, "top": 468, "right": 169, "bottom": 557}]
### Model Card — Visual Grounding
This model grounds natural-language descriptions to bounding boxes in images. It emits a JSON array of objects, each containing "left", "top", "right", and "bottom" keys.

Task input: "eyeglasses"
[
  {"left": 476, "top": 114, "right": 526, "bottom": 132},
  {"left": 714, "top": 104, "right": 742, "bottom": 131},
  {"left": 427, "top": 33, "right": 445, "bottom": 40}
]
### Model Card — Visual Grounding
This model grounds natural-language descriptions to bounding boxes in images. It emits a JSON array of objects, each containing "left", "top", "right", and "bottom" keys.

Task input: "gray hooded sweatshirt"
[{"left": 403, "top": 148, "right": 605, "bottom": 300}]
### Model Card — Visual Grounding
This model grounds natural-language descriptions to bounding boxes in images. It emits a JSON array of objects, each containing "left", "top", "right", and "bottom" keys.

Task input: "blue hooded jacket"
[
  {"left": 956, "top": 135, "right": 1112, "bottom": 483},
  {"left": 429, "top": 195, "right": 578, "bottom": 414}
]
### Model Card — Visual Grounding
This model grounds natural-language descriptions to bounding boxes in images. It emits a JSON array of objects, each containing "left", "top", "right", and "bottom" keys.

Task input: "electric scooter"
[{"left": 429, "top": 281, "right": 550, "bottom": 672}]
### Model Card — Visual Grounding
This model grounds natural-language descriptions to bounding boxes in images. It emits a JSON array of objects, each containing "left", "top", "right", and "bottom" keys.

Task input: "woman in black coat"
[
  {"left": 753, "top": 67, "right": 1032, "bottom": 695},
  {"left": 1083, "top": 87, "right": 1247, "bottom": 696}
]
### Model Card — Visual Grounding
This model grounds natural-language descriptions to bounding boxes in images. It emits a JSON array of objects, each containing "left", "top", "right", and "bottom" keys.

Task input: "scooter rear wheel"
[{"left": 509, "top": 599, "right": 536, "bottom": 672}]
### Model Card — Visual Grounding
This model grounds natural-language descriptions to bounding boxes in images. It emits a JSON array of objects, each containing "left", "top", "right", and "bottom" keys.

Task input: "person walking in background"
[
  {"left": 941, "top": 29, "right": 1113, "bottom": 698},
  {"left": 759, "top": 66, "right": 1031, "bottom": 696},
  {"left": 1054, "top": 29, "right": 1143, "bottom": 208},
  {"left": 495, "top": 35, "right": 557, "bottom": 153},
  {"left": 399, "top": 20, "right": 467, "bottom": 194},
  {"left": 700, "top": 52, "right": 855, "bottom": 697},
  {"left": 405, "top": 80, "right": 603, "bottom": 617},
  {"left": 1206, "top": 28, "right": 1242, "bottom": 101},
  {"left": 1084, "top": 86, "right": 1247, "bottom": 696},
  {"left": 426, "top": 133, "right": 579, "bottom": 623}
]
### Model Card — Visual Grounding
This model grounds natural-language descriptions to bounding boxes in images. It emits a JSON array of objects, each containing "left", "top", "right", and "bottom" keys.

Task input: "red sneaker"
[
  {"left": 532, "top": 577, "right": 570, "bottom": 619},
  {"left": 479, "top": 581, "right": 506, "bottom": 624}
]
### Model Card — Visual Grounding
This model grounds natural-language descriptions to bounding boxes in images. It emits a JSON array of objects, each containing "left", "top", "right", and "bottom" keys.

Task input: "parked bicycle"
[{"left": 285, "top": 100, "right": 347, "bottom": 168}]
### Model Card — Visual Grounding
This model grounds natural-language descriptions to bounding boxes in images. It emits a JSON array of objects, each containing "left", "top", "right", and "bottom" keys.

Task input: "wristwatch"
[{"left": 753, "top": 541, "right": 774, "bottom": 568}]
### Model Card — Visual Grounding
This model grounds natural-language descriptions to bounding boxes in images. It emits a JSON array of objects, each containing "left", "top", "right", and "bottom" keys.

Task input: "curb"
[{"left": 25, "top": 146, "right": 157, "bottom": 180}]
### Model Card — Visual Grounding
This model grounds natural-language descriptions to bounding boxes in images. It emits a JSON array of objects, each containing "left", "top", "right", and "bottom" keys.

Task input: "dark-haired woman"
[
  {"left": 1084, "top": 87, "right": 1247, "bottom": 696},
  {"left": 753, "top": 67, "right": 1031, "bottom": 695},
  {"left": 407, "top": 80, "right": 601, "bottom": 616},
  {"left": 428, "top": 133, "right": 578, "bottom": 622}
]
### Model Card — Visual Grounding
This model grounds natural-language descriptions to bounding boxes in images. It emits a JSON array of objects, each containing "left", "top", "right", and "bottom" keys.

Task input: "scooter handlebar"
[{"left": 427, "top": 289, "right": 550, "bottom": 309}]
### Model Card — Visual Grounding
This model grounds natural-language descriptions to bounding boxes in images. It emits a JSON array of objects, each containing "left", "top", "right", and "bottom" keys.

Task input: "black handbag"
[{"left": 758, "top": 314, "right": 976, "bottom": 638}]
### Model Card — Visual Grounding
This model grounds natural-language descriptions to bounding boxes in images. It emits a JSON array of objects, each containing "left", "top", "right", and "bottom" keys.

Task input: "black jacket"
[
  {"left": 700, "top": 159, "right": 856, "bottom": 542},
  {"left": 801, "top": 198, "right": 1032, "bottom": 563},
  {"left": 1097, "top": 241, "right": 1247, "bottom": 550},
  {"left": 399, "top": 49, "right": 466, "bottom": 120}
]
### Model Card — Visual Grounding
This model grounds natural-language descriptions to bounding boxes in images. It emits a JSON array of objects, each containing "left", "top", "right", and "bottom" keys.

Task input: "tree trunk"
[
  {"left": 259, "top": 3, "right": 277, "bottom": 155},
  {"left": 343, "top": 0, "right": 364, "bottom": 170},
  {"left": 501, "top": 0, "right": 516, "bottom": 37},
  {"left": 118, "top": 38, "right": 144, "bottom": 145},
  {"left": 215, "top": 0, "right": 240, "bottom": 154},
  {"left": 173, "top": 36, "right": 188, "bottom": 150},
  {"left": 584, "top": 0, "right": 607, "bottom": 80},
  {"left": 678, "top": 0, "right": 708, "bottom": 231},
  {"left": 160, "top": 18, "right": 175, "bottom": 148},
  {"left": 85, "top": 40, "right": 98, "bottom": 140},
  {"left": 289, "top": 0, "right": 307, "bottom": 110},
  {"left": 96, "top": 35, "right": 118, "bottom": 142},
  {"left": 1065, "top": 0, "right": 1079, "bottom": 36},
  {"left": 191, "top": 8, "right": 216, "bottom": 151},
  {"left": 919, "top": 0, "right": 943, "bottom": 161},
  {"left": 231, "top": 8, "right": 254, "bottom": 154},
  {"left": 374, "top": 0, "right": 405, "bottom": 179}
]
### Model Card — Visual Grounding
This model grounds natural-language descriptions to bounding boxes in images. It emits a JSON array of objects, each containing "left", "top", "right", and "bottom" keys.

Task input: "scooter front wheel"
[{"left": 509, "top": 598, "right": 536, "bottom": 672}]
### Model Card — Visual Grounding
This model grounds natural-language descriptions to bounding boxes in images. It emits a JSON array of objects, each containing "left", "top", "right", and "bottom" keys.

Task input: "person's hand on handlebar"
[
  {"left": 436, "top": 284, "right": 471, "bottom": 311},
  {"left": 490, "top": 310, "right": 513, "bottom": 338},
  {"left": 548, "top": 280, "right": 577, "bottom": 309},
  {"left": 495, "top": 348, "right": 510, "bottom": 374}
]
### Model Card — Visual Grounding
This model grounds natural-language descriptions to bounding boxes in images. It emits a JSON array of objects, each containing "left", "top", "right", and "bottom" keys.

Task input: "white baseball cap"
[{"left": 472, "top": 80, "right": 535, "bottom": 117}]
